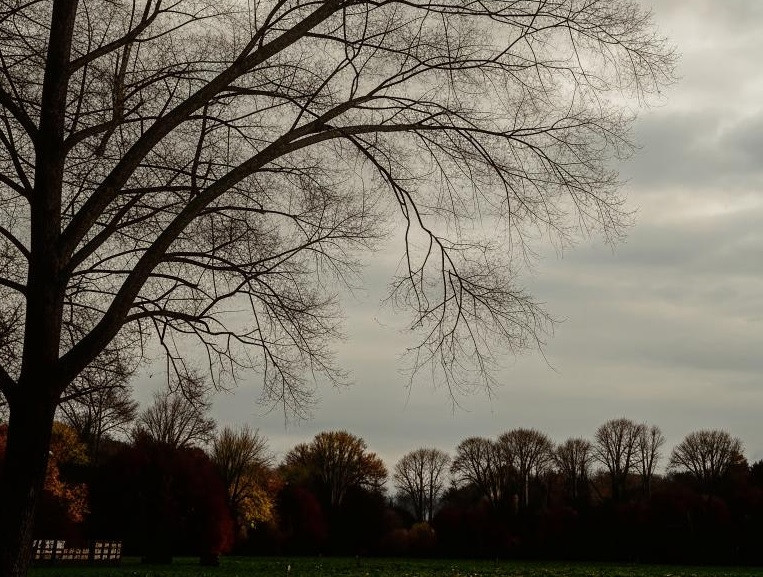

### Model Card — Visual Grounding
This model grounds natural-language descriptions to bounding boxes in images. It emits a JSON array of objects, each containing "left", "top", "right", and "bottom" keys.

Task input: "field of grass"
[{"left": 28, "top": 556, "right": 763, "bottom": 577}]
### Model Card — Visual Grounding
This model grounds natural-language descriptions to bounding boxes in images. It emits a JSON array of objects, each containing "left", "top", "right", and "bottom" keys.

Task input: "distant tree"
[
  {"left": 282, "top": 430, "right": 386, "bottom": 508},
  {"left": 134, "top": 377, "right": 215, "bottom": 449},
  {"left": 393, "top": 448, "right": 450, "bottom": 522},
  {"left": 593, "top": 418, "right": 642, "bottom": 502},
  {"left": 58, "top": 383, "right": 137, "bottom": 461},
  {"left": 750, "top": 460, "right": 763, "bottom": 488},
  {"left": 554, "top": 437, "right": 593, "bottom": 504},
  {"left": 636, "top": 424, "right": 664, "bottom": 498},
  {"left": 56, "top": 345, "right": 138, "bottom": 458},
  {"left": 450, "top": 437, "right": 509, "bottom": 508},
  {"left": 669, "top": 430, "right": 744, "bottom": 494},
  {"left": 211, "top": 426, "right": 276, "bottom": 538},
  {"left": 498, "top": 428, "right": 553, "bottom": 509}
]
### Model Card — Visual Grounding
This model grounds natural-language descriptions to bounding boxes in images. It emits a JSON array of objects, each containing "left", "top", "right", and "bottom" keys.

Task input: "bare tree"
[
  {"left": 450, "top": 437, "right": 510, "bottom": 508},
  {"left": 668, "top": 429, "right": 744, "bottom": 494},
  {"left": 393, "top": 447, "right": 450, "bottom": 522},
  {"left": 58, "top": 385, "right": 137, "bottom": 461},
  {"left": 498, "top": 428, "right": 553, "bottom": 509},
  {"left": 636, "top": 424, "right": 664, "bottom": 498},
  {"left": 593, "top": 418, "right": 642, "bottom": 502},
  {"left": 282, "top": 430, "right": 386, "bottom": 508},
  {"left": 211, "top": 426, "right": 274, "bottom": 536},
  {"left": 554, "top": 437, "right": 593, "bottom": 503},
  {"left": 0, "top": 1, "right": 673, "bottom": 573},
  {"left": 57, "top": 349, "right": 138, "bottom": 460},
  {"left": 134, "top": 377, "right": 216, "bottom": 449}
]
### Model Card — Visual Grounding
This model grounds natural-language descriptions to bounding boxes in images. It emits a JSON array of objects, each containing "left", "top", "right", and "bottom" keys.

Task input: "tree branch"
[
  {"left": 59, "top": 0, "right": 347, "bottom": 260},
  {"left": 0, "top": 86, "right": 37, "bottom": 141}
]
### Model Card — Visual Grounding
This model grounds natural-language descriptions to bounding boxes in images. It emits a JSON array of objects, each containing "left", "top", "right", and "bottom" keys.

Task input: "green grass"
[{"left": 28, "top": 556, "right": 763, "bottom": 577}]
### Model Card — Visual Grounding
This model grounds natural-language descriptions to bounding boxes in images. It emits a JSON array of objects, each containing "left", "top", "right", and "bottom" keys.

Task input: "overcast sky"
[{"left": 137, "top": 0, "right": 763, "bottom": 470}]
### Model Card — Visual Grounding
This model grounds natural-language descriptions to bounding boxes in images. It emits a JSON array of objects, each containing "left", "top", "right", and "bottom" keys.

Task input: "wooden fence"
[{"left": 32, "top": 539, "right": 122, "bottom": 565}]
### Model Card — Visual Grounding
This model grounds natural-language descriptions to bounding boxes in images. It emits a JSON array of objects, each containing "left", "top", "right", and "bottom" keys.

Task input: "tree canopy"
[{"left": 282, "top": 430, "right": 386, "bottom": 508}]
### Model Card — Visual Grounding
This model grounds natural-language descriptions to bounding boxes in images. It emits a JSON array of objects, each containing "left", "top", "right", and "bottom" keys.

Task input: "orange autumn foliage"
[{"left": 0, "top": 422, "right": 89, "bottom": 525}]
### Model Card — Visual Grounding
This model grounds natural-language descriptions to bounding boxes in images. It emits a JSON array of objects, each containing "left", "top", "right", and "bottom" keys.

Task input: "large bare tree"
[
  {"left": 393, "top": 447, "right": 450, "bottom": 522},
  {"left": 0, "top": 1, "right": 672, "bottom": 573}
]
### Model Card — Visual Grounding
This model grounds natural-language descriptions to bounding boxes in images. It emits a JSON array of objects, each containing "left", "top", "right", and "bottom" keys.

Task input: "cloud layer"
[{"left": 200, "top": 0, "right": 763, "bottom": 470}]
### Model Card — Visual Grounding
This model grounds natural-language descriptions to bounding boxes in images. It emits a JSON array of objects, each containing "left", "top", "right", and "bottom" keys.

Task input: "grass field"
[{"left": 28, "top": 557, "right": 763, "bottom": 577}]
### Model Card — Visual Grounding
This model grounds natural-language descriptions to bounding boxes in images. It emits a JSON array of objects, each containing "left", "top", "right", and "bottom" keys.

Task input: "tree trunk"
[
  {"left": 0, "top": 392, "right": 57, "bottom": 577},
  {"left": 0, "top": 4, "right": 78, "bottom": 570}
]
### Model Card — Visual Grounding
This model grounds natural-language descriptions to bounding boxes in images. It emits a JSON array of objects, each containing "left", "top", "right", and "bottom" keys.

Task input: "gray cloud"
[{"left": 623, "top": 110, "right": 763, "bottom": 189}]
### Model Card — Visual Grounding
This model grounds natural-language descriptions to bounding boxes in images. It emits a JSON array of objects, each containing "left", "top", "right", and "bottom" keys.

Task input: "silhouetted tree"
[
  {"left": 750, "top": 460, "right": 763, "bottom": 488},
  {"left": 58, "top": 379, "right": 137, "bottom": 461},
  {"left": 669, "top": 430, "right": 744, "bottom": 494},
  {"left": 0, "top": 1, "right": 674, "bottom": 572},
  {"left": 593, "top": 418, "right": 642, "bottom": 502},
  {"left": 451, "top": 437, "right": 510, "bottom": 508},
  {"left": 282, "top": 430, "right": 386, "bottom": 509},
  {"left": 554, "top": 437, "right": 593, "bottom": 504},
  {"left": 394, "top": 447, "right": 450, "bottom": 522},
  {"left": 636, "top": 424, "right": 664, "bottom": 498},
  {"left": 134, "top": 377, "right": 215, "bottom": 449},
  {"left": 498, "top": 428, "right": 553, "bottom": 509}
]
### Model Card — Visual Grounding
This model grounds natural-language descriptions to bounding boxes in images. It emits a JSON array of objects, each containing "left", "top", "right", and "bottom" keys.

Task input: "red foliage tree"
[{"left": 89, "top": 434, "right": 233, "bottom": 563}]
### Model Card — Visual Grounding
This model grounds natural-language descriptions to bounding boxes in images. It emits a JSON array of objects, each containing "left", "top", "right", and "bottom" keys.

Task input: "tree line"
[{"left": 2, "top": 387, "right": 762, "bottom": 565}]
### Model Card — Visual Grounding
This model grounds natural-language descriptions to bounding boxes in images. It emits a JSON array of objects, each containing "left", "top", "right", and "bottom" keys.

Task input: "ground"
[{"left": 28, "top": 557, "right": 763, "bottom": 577}]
